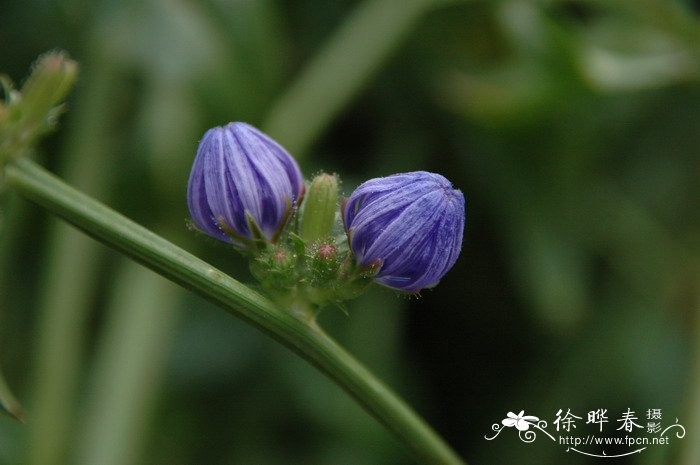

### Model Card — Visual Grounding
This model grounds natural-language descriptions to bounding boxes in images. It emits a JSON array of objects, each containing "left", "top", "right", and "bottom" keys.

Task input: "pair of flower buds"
[{"left": 187, "top": 122, "right": 465, "bottom": 292}]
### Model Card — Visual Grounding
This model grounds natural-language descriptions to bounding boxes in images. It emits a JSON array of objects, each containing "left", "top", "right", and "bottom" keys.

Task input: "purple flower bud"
[
  {"left": 343, "top": 171, "right": 465, "bottom": 291},
  {"left": 187, "top": 122, "right": 304, "bottom": 246}
]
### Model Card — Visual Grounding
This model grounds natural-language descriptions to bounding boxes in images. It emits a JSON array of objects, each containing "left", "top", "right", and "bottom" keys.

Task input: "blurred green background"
[{"left": 1, "top": 0, "right": 700, "bottom": 464}]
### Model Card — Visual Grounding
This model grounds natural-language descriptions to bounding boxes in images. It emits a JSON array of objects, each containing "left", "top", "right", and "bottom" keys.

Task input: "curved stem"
[
  {"left": 0, "top": 194, "right": 26, "bottom": 423},
  {"left": 261, "top": 0, "right": 436, "bottom": 156},
  {"left": 3, "top": 156, "right": 466, "bottom": 465},
  {"left": 679, "top": 278, "right": 700, "bottom": 465},
  {"left": 27, "top": 58, "right": 120, "bottom": 465},
  {"left": 75, "top": 263, "right": 179, "bottom": 465}
]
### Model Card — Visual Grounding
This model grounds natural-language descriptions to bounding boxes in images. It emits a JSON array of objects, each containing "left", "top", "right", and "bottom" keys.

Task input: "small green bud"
[
  {"left": 0, "top": 50, "right": 78, "bottom": 166},
  {"left": 316, "top": 242, "right": 337, "bottom": 260},
  {"left": 309, "top": 241, "right": 340, "bottom": 287},
  {"left": 249, "top": 245, "right": 298, "bottom": 291},
  {"left": 300, "top": 173, "right": 338, "bottom": 243},
  {"left": 20, "top": 51, "right": 78, "bottom": 125}
]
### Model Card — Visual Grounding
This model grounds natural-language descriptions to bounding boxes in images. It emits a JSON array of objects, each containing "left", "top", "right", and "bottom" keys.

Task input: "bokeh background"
[{"left": 1, "top": 0, "right": 700, "bottom": 464}]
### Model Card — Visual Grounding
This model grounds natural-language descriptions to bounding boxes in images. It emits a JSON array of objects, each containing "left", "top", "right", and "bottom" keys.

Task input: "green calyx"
[
  {"left": 241, "top": 170, "right": 396, "bottom": 313},
  {"left": 250, "top": 244, "right": 301, "bottom": 293},
  {"left": 248, "top": 233, "right": 376, "bottom": 312},
  {"left": 241, "top": 174, "right": 378, "bottom": 314}
]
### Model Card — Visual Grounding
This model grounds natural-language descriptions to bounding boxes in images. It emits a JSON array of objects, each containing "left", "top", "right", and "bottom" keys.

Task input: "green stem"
[
  {"left": 75, "top": 263, "right": 179, "bottom": 465},
  {"left": 26, "top": 60, "right": 119, "bottom": 465},
  {"left": 679, "top": 278, "right": 700, "bottom": 465},
  {"left": 3, "top": 156, "right": 466, "bottom": 465},
  {"left": 0, "top": 194, "right": 26, "bottom": 423},
  {"left": 262, "top": 0, "right": 436, "bottom": 156}
]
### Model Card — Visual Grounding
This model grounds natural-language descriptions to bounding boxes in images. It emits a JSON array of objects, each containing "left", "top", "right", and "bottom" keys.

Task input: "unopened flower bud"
[
  {"left": 343, "top": 171, "right": 465, "bottom": 292},
  {"left": 250, "top": 245, "right": 298, "bottom": 291},
  {"left": 300, "top": 173, "right": 339, "bottom": 243},
  {"left": 20, "top": 51, "right": 78, "bottom": 126},
  {"left": 316, "top": 242, "right": 337, "bottom": 260},
  {"left": 187, "top": 122, "right": 304, "bottom": 249},
  {"left": 0, "top": 51, "right": 78, "bottom": 166},
  {"left": 309, "top": 241, "right": 340, "bottom": 287}
]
